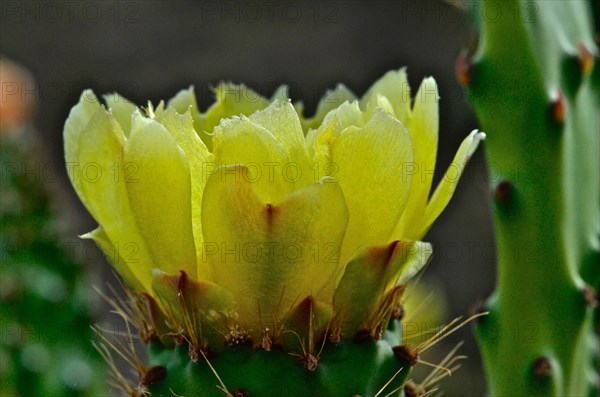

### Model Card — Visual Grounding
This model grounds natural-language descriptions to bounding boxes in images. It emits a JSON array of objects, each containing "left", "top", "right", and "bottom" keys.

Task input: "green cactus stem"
[
  {"left": 146, "top": 329, "right": 410, "bottom": 397},
  {"left": 463, "top": 0, "right": 599, "bottom": 395}
]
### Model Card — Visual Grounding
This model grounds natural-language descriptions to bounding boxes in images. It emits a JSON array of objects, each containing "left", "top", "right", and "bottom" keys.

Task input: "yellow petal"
[
  {"left": 368, "top": 94, "right": 395, "bottom": 118},
  {"left": 333, "top": 241, "right": 432, "bottom": 335},
  {"left": 70, "top": 107, "right": 155, "bottom": 291},
  {"left": 420, "top": 130, "right": 486, "bottom": 237},
  {"left": 64, "top": 90, "right": 102, "bottom": 204},
  {"left": 212, "top": 115, "right": 293, "bottom": 203},
  {"left": 392, "top": 77, "right": 439, "bottom": 241},
  {"left": 201, "top": 83, "right": 271, "bottom": 141},
  {"left": 301, "top": 84, "right": 357, "bottom": 131},
  {"left": 271, "top": 85, "right": 289, "bottom": 101},
  {"left": 360, "top": 68, "right": 411, "bottom": 126},
  {"left": 321, "top": 100, "right": 365, "bottom": 133},
  {"left": 166, "top": 86, "right": 211, "bottom": 150},
  {"left": 330, "top": 109, "right": 414, "bottom": 265},
  {"left": 82, "top": 227, "right": 144, "bottom": 291},
  {"left": 103, "top": 93, "right": 137, "bottom": 137},
  {"left": 308, "top": 101, "right": 364, "bottom": 168},
  {"left": 167, "top": 86, "right": 198, "bottom": 112},
  {"left": 156, "top": 108, "right": 214, "bottom": 281},
  {"left": 249, "top": 100, "right": 313, "bottom": 187},
  {"left": 201, "top": 165, "right": 348, "bottom": 339},
  {"left": 124, "top": 112, "right": 196, "bottom": 276}
]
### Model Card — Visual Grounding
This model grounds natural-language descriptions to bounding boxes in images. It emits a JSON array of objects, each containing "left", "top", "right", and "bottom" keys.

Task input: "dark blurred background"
[{"left": 1, "top": 0, "right": 496, "bottom": 395}]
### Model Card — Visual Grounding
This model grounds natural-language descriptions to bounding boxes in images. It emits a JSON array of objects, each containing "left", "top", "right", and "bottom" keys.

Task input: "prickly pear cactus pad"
[
  {"left": 459, "top": 0, "right": 600, "bottom": 396},
  {"left": 64, "top": 69, "right": 484, "bottom": 396}
]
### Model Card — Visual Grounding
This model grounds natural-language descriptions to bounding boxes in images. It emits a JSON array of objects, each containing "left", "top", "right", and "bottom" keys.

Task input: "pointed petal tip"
[
  {"left": 468, "top": 130, "right": 486, "bottom": 155},
  {"left": 473, "top": 129, "right": 486, "bottom": 140},
  {"left": 422, "top": 76, "right": 437, "bottom": 85},
  {"left": 385, "top": 67, "right": 408, "bottom": 77},
  {"left": 79, "top": 89, "right": 99, "bottom": 102},
  {"left": 417, "top": 77, "right": 439, "bottom": 99}
]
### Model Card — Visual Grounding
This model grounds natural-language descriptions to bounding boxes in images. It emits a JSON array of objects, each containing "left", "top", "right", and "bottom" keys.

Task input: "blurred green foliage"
[{"left": 0, "top": 131, "right": 106, "bottom": 396}]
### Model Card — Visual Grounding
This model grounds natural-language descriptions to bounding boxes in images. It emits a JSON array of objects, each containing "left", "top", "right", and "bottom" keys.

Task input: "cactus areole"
[{"left": 64, "top": 69, "right": 483, "bottom": 396}]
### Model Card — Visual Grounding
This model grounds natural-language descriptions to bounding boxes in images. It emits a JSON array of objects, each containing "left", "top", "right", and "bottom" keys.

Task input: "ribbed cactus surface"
[
  {"left": 146, "top": 321, "right": 410, "bottom": 397},
  {"left": 462, "top": 1, "right": 599, "bottom": 395}
]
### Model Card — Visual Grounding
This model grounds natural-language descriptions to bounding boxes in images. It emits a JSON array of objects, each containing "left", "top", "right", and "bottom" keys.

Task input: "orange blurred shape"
[{"left": 0, "top": 57, "right": 36, "bottom": 133}]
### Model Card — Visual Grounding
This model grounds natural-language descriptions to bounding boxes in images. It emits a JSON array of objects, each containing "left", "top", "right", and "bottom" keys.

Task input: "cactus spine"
[{"left": 463, "top": 0, "right": 599, "bottom": 395}]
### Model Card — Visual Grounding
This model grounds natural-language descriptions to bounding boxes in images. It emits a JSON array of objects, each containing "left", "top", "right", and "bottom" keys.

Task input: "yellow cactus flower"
[{"left": 64, "top": 68, "right": 484, "bottom": 349}]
